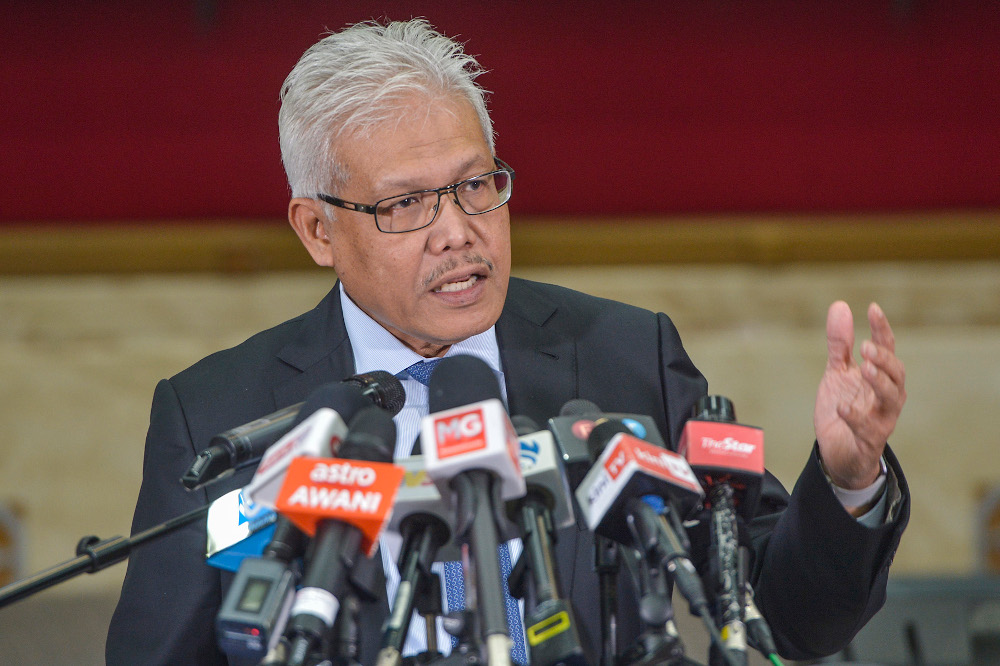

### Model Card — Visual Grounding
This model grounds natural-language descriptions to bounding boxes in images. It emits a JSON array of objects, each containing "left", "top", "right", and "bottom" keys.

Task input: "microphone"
[
  {"left": 205, "top": 487, "right": 278, "bottom": 572},
  {"left": 377, "top": 456, "right": 458, "bottom": 666},
  {"left": 243, "top": 381, "right": 382, "bottom": 510},
  {"left": 574, "top": 421, "right": 703, "bottom": 546},
  {"left": 182, "top": 371, "right": 405, "bottom": 489},
  {"left": 678, "top": 395, "right": 764, "bottom": 523},
  {"left": 216, "top": 383, "right": 397, "bottom": 662},
  {"left": 277, "top": 406, "right": 406, "bottom": 666},
  {"left": 384, "top": 456, "right": 463, "bottom": 561},
  {"left": 330, "top": 537, "right": 384, "bottom": 666},
  {"left": 742, "top": 580, "right": 778, "bottom": 661},
  {"left": 216, "top": 516, "right": 307, "bottom": 661},
  {"left": 548, "top": 399, "right": 666, "bottom": 666},
  {"left": 679, "top": 396, "right": 765, "bottom": 666},
  {"left": 422, "top": 354, "right": 527, "bottom": 666},
  {"left": 511, "top": 416, "right": 576, "bottom": 533},
  {"left": 209, "top": 382, "right": 367, "bottom": 575},
  {"left": 576, "top": 420, "right": 745, "bottom": 665},
  {"left": 547, "top": 398, "right": 666, "bottom": 493},
  {"left": 507, "top": 416, "right": 587, "bottom": 666}
]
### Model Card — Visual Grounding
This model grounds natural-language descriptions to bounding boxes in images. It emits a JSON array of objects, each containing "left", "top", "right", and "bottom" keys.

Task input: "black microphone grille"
[
  {"left": 586, "top": 418, "right": 632, "bottom": 461},
  {"left": 510, "top": 414, "right": 539, "bottom": 436},
  {"left": 428, "top": 354, "right": 503, "bottom": 412},
  {"left": 339, "top": 406, "right": 396, "bottom": 463},
  {"left": 345, "top": 370, "right": 406, "bottom": 416},
  {"left": 559, "top": 398, "right": 602, "bottom": 417},
  {"left": 692, "top": 395, "right": 737, "bottom": 423}
]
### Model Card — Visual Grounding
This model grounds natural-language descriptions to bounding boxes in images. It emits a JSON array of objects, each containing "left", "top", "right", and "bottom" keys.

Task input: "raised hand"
[{"left": 814, "top": 301, "right": 906, "bottom": 489}]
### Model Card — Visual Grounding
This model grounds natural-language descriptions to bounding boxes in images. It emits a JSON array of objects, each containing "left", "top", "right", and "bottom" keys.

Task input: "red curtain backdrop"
[{"left": 2, "top": 1, "right": 999, "bottom": 224}]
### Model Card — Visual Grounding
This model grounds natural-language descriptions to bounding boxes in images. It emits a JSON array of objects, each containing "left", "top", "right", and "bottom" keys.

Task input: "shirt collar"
[{"left": 339, "top": 282, "right": 502, "bottom": 376}]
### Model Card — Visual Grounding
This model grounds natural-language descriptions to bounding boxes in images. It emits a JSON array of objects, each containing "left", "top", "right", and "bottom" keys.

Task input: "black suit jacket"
[{"left": 107, "top": 278, "right": 908, "bottom": 664}]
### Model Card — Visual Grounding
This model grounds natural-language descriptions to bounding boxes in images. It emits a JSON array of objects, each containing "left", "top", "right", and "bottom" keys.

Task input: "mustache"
[{"left": 423, "top": 254, "right": 494, "bottom": 288}]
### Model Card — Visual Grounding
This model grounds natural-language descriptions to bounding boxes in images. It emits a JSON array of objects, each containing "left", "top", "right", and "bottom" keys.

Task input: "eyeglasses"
[{"left": 317, "top": 157, "right": 515, "bottom": 234}]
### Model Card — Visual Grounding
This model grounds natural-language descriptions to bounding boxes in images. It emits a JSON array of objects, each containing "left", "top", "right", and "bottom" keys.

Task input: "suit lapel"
[
  {"left": 496, "top": 278, "right": 590, "bottom": 604},
  {"left": 497, "top": 278, "right": 578, "bottom": 425},
  {"left": 272, "top": 282, "right": 357, "bottom": 409}
]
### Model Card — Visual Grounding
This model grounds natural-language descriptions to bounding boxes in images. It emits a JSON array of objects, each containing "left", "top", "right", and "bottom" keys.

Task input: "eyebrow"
[{"left": 375, "top": 155, "right": 492, "bottom": 196}]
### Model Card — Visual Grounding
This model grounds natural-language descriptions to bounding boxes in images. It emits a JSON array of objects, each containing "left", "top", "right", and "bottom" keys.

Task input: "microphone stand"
[
  {"left": 707, "top": 486, "right": 747, "bottom": 666},
  {"left": 422, "top": 480, "right": 488, "bottom": 666},
  {"left": 377, "top": 516, "right": 450, "bottom": 666},
  {"left": 508, "top": 499, "right": 587, "bottom": 666},
  {"left": 325, "top": 551, "right": 382, "bottom": 666},
  {"left": 409, "top": 572, "right": 446, "bottom": 664},
  {"left": 449, "top": 471, "right": 512, "bottom": 666},
  {"left": 594, "top": 534, "right": 620, "bottom": 666},
  {"left": 618, "top": 530, "right": 689, "bottom": 666},
  {"left": 0, "top": 502, "right": 209, "bottom": 608},
  {"left": 628, "top": 500, "right": 739, "bottom": 666},
  {"left": 424, "top": 597, "right": 483, "bottom": 666}
]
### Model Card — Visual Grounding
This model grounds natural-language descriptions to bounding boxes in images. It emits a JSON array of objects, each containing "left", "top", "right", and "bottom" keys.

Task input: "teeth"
[{"left": 435, "top": 275, "right": 479, "bottom": 293}]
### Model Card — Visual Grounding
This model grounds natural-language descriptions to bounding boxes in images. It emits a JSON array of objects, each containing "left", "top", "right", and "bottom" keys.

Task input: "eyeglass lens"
[{"left": 375, "top": 170, "right": 511, "bottom": 233}]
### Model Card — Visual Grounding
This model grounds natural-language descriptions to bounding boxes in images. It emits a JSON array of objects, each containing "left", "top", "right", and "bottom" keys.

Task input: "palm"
[{"left": 814, "top": 301, "right": 906, "bottom": 489}]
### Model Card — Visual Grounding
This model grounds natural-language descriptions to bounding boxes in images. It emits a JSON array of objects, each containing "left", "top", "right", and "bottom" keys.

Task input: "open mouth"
[
  {"left": 433, "top": 274, "right": 480, "bottom": 293},
  {"left": 426, "top": 256, "right": 494, "bottom": 295}
]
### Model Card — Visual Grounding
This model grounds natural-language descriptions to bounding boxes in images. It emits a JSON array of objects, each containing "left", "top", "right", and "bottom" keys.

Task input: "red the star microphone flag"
[{"left": 678, "top": 396, "right": 764, "bottom": 521}]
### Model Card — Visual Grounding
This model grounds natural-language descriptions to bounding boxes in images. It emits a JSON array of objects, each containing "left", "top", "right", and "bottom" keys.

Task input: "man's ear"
[{"left": 288, "top": 197, "right": 335, "bottom": 267}]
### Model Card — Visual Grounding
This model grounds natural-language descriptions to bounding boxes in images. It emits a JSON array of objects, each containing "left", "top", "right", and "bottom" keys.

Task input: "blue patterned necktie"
[
  {"left": 402, "top": 358, "right": 527, "bottom": 664},
  {"left": 404, "top": 358, "right": 441, "bottom": 386},
  {"left": 498, "top": 542, "right": 528, "bottom": 664}
]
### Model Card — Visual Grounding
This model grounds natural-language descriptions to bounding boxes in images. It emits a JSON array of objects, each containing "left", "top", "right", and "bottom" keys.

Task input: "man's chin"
[
  {"left": 425, "top": 322, "right": 495, "bottom": 348},
  {"left": 413, "top": 312, "right": 500, "bottom": 351}
]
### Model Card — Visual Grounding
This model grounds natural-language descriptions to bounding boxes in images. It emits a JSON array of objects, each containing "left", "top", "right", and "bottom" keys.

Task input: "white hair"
[{"left": 278, "top": 19, "right": 495, "bottom": 198}]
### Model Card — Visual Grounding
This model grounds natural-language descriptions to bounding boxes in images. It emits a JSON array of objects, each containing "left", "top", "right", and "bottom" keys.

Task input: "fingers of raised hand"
[
  {"left": 867, "top": 302, "right": 897, "bottom": 353},
  {"left": 860, "top": 339, "right": 907, "bottom": 408}
]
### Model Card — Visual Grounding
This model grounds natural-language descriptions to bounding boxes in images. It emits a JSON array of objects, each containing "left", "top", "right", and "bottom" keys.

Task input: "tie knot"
[{"left": 403, "top": 359, "right": 442, "bottom": 387}]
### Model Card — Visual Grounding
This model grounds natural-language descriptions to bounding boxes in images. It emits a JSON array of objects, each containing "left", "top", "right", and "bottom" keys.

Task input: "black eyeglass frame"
[{"left": 316, "top": 157, "right": 515, "bottom": 234}]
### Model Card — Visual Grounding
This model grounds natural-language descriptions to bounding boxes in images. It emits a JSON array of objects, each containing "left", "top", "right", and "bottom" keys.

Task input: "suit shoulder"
[
  {"left": 167, "top": 310, "right": 310, "bottom": 398},
  {"left": 506, "top": 276, "right": 659, "bottom": 326}
]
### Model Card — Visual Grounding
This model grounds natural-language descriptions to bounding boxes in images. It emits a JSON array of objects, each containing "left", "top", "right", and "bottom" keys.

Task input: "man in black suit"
[{"left": 107, "top": 19, "right": 908, "bottom": 665}]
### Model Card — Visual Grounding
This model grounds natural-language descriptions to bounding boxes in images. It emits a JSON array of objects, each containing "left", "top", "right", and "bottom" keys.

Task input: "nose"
[{"left": 426, "top": 192, "right": 476, "bottom": 253}]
